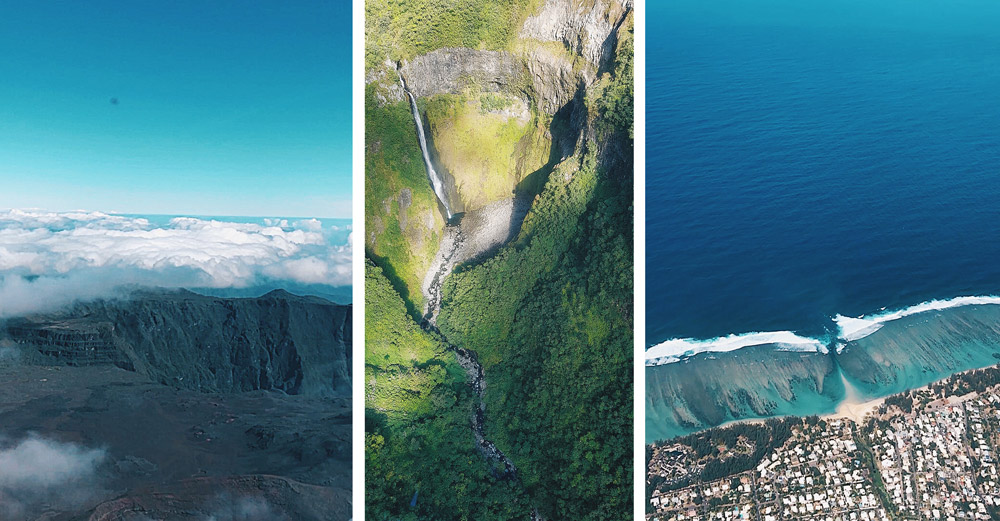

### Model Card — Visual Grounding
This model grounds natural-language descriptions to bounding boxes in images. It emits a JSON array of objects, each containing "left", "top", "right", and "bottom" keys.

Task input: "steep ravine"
[
  {"left": 401, "top": 72, "right": 522, "bottom": 481},
  {"left": 425, "top": 239, "right": 520, "bottom": 481},
  {"left": 368, "top": 2, "right": 632, "bottom": 516}
]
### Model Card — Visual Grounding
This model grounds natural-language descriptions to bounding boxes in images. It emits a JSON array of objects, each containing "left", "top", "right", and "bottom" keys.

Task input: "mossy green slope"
[
  {"left": 425, "top": 91, "right": 552, "bottom": 212},
  {"left": 365, "top": 87, "right": 444, "bottom": 313}
]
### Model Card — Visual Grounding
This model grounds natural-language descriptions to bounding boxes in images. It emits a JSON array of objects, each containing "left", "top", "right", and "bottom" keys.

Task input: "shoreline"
[
  {"left": 819, "top": 371, "right": 884, "bottom": 423},
  {"left": 646, "top": 298, "right": 1000, "bottom": 367},
  {"left": 656, "top": 364, "right": 998, "bottom": 444},
  {"left": 823, "top": 365, "right": 995, "bottom": 423}
]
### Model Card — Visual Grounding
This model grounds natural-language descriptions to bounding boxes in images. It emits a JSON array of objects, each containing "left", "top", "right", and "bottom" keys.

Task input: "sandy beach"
[{"left": 820, "top": 372, "right": 886, "bottom": 423}]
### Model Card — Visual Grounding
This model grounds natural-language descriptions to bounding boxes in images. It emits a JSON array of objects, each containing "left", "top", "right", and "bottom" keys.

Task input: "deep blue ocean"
[{"left": 647, "top": 0, "right": 1000, "bottom": 345}]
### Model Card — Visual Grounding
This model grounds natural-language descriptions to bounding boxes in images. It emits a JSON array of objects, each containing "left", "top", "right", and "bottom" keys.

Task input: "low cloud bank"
[
  {"left": 0, "top": 433, "right": 108, "bottom": 518},
  {"left": 0, "top": 209, "right": 352, "bottom": 317}
]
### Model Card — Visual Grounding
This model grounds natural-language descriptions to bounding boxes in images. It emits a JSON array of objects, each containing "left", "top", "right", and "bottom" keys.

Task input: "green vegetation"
[
  {"left": 424, "top": 91, "right": 551, "bottom": 211},
  {"left": 366, "top": 2, "right": 633, "bottom": 519},
  {"left": 656, "top": 418, "right": 799, "bottom": 495},
  {"left": 932, "top": 363, "right": 1000, "bottom": 395},
  {"left": 881, "top": 391, "right": 915, "bottom": 414},
  {"left": 435, "top": 31, "right": 634, "bottom": 515},
  {"left": 478, "top": 92, "right": 514, "bottom": 113},
  {"left": 365, "top": 261, "right": 530, "bottom": 520},
  {"left": 439, "top": 149, "right": 632, "bottom": 520},
  {"left": 365, "top": 0, "right": 544, "bottom": 67},
  {"left": 875, "top": 364, "right": 1000, "bottom": 417},
  {"left": 365, "top": 87, "right": 444, "bottom": 313},
  {"left": 365, "top": 260, "right": 451, "bottom": 417},
  {"left": 592, "top": 15, "right": 634, "bottom": 139}
]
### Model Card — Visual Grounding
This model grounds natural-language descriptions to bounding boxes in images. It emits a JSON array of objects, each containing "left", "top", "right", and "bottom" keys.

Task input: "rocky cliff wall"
[
  {"left": 520, "top": 0, "right": 632, "bottom": 72},
  {"left": 371, "top": 0, "right": 631, "bottom": 115},
  {"left": 3, "top": 289, "right": 352, "bottom": 396}
]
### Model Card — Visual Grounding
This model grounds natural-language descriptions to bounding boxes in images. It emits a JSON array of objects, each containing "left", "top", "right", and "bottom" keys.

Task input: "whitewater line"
[
  {"left": 644, "top": 331, "right": 828, "bottom": 366},
  {"left": 834, "top": 295, "right": 1000, "bottom": 344},
  {"left": 646, "top": 295, "right": 1000, "bottom": 365}
]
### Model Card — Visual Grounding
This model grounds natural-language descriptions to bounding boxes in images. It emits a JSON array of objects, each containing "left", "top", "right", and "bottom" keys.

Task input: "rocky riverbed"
[
  {"left": 419, "top": 221, "right": 521, "bottom": 480},
  {"left": 421, "top": 196, "right": 531, "bottom": 325}
]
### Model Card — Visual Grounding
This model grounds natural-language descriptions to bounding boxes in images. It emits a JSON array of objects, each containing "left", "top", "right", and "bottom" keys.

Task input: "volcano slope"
[
  {"left": 364, "top": 0, "right": 633, "bottom": 519},
  {"left": 0, "top": 288, "right": 351, "bottom": 521}
]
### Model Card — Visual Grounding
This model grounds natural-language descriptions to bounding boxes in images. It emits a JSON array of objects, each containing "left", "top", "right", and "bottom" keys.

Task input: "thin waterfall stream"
[{"left": 399, "top": 70, "right": 452, "bottom": 219}]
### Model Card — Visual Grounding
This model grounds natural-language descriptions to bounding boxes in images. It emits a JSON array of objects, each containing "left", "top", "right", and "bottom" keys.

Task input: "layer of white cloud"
[{"left": 0, "top": 209, "right": 351, "bottom": 317}]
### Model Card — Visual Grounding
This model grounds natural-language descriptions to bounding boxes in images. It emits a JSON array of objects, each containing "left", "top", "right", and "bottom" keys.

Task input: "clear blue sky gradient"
[{"left": 0, "top": 1, "right": 352, "bottom": 218}]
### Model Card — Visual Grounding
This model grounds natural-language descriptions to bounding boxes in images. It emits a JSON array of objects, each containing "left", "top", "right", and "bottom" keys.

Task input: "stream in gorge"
[{"left": 399, "top": 67, "right": 520, "bottom": 481}]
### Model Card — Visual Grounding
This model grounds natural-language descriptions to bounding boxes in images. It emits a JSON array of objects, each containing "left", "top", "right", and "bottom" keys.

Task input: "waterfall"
[{"left": 398, "top": 72, "right": 452, "bottom": 219}]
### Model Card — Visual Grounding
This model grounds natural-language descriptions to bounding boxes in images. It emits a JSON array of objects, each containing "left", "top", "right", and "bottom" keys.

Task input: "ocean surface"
[
  {"left": 645, "top": 0, "right": 1000, "bottom": 440},
  {"left": 647, "top": 0, "right": 1000, "bottom": 344}
]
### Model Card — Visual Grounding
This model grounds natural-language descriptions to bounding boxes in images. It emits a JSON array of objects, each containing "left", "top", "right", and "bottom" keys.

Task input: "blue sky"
[{"left": 0, "top": 1, "right": 351, "bottom": 218}]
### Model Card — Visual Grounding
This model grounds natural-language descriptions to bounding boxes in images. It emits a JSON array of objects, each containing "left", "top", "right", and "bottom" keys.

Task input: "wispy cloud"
[
  {"left": 0, "top": 339, "right": 20, "bottom": 365},
  {"left": 0, "top": 209, "right": 352, "bottom": 317},
  {"left": 0, "top": 433, "right": 108, "bottom": 518}
]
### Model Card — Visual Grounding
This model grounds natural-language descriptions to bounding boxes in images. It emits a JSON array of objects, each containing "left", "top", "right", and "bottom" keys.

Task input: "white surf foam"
[
  {"left": 645, "top": 331, "right": 827, "bottom": 366},
  {"left": 835, "top": 295, "right": 1000, "bottom": 343}
]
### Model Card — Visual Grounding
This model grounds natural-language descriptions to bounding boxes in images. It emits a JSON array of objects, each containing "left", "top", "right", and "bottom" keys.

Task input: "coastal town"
[{"left": 648, "top": 366, "right": 1000, "bottom": 520}]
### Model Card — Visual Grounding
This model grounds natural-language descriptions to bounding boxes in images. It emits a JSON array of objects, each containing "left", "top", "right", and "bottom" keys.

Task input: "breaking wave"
[
  {"left": 835, "top": 296, "right": 1000, "bottom": 343},
  {"left": 645, "top": 331, "right": 828, "bottom": 366},
  {"left": 648, "top": 296, "right": 1000, "bottom": 366}
]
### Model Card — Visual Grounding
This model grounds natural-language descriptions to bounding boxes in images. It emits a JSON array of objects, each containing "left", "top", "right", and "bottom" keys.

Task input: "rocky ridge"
[{"left": 3, "top": 288, "right": 352, "bottom": 396}]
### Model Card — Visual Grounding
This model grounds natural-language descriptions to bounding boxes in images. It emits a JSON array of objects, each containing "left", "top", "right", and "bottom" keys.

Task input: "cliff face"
[
  {"left": 520, "top": 0, "right": 632, "bottom": 71},
  {"left": 379, "top": 0, "right": 632, "bottom": 115},
  {"left": 401, "top": 49, "right": 526, "bottom": 101},
  {"left": 5, "top": 318, "right": 133, "bottom": 368},
  {"left": 4, "top": 289, "right": 351, "bottom": 396},
  {"left": 365, "top": 0, "right": 631, "bottom": 304},
  {"left": 400, "top": 46, "right": 577, "bottom": 117}
]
